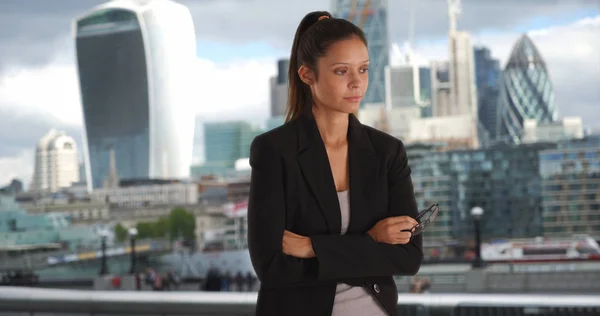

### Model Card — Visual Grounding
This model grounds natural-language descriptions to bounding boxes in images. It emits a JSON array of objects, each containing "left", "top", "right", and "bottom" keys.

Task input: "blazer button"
[{"left": 373, "top": 284, "right": 380, "bottom": 294}]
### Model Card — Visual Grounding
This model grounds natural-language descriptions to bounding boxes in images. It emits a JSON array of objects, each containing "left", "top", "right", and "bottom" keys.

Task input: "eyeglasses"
[{"left": 409, "top": 203, "right": 439, "bottom": 237}]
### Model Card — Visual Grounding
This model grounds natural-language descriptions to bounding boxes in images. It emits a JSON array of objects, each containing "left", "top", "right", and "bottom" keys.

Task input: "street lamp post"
[
  {"left": 99, "top": 230, "right": 109, "bottom": 276},
  {"left": 128, "top": 227, "right": 138, "bottom": 274},
  {"left": 470, "top": 206, "right": 485, "bottom": 268}
]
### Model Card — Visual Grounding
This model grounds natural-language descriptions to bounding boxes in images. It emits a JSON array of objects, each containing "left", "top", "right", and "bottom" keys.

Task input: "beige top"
[{"left": 331, "top": 190, "right": 388, "bottom": 316}]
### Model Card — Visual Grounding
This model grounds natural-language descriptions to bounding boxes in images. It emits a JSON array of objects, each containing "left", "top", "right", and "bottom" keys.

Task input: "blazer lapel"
[
  {"left": 347, "top": 114, "right": 378, "bottom": 233},
  {"left": 295, "top": 113, "right": 379, "bottom": 235},
  {"left": 296, "top": 113, "right": 341, "bottom": 234}
]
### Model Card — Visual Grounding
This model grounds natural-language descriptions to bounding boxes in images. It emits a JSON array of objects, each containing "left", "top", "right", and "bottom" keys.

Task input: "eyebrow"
[{"left": 329, "top": 60, "right": 370, "bottom": 66}]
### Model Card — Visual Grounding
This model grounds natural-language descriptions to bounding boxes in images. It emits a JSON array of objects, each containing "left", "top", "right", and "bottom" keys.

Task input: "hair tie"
[{"left": 318, "top": 15, "right": 330, "bottom": 21}]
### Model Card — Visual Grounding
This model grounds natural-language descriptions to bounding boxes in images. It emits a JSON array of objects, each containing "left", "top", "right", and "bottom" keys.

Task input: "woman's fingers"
[
  {"left": 395, "top": 231, "right": 412, "bottom": 244},
  {"left": 389, "top": 221, "right": 417, "bottom": 233},
  {"left": 385, "top": 231, "right": 412, "bottom": 244},
  {"left": 386, "top": 216, "right": 418, "bottom": 227}
]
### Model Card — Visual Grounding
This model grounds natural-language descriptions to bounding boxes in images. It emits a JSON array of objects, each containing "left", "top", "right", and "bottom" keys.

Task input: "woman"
[{"left": 248, "top": 11, "right": 423, "bottom": 316}]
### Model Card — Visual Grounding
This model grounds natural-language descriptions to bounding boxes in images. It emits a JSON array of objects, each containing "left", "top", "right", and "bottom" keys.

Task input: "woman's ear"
[{"left": 298, "top": 65, "right": 315, "bottom": 85}]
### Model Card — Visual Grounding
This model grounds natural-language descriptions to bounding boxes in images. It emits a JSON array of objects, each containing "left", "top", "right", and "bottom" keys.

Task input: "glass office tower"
[{"left": 74, "top": 0, "right": 196, "bottom": 189}]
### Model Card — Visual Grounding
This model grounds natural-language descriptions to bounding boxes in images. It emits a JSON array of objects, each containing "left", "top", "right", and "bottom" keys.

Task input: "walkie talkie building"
[{"left": 74, "top": 0, "right": 196, "bottom": 190}]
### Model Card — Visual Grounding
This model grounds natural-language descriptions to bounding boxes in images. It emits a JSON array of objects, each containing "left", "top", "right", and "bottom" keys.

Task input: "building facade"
[
  {"left": 21, "top": 200, "right": 111, "bottom": 225},
  {"left": 407, "top": 142, "right": 556, "bottom": 241},
  {"left": 90, "top": 181, "right": 198, "bottom": 208},
  {"left": 539, "top": 136, "right": 600, "bottom": 237},
  {"left": 0, "top": 180, "right": 24, "bottom": 196},
  {"left": 30, "top": 130, "right": 80, "bottom": 193},
  {"left": 497, "top": 34, "right": 558, "bottom": 144},
  {"left": 265, "top": 116, "right": 286, "bottom": 131},
  {"left": 74, "top": 0, "right": 197, "bottom": 189},
  {"left": 332, "top": 0, "right": 389, "bottom": 105},
  {"left": 522, "top": 117, "right": 584, "bottom": 144},
  {"left": 408, "top": 115, "right": 477, "bottom": 150},
  {"left": 474, "top": 46, "right": 501, "bottom": 143},
  {"left": 430, "top": 61, "right": 452, "bottom": 117},
  {"left": 0, "top": 195, "right": 104, "bottom": 250},
  {"left": 384, "top": 64, "right": 431, "bottom": 109},
  {"left": 270, "top": 58, "right": 289, "bottom": 118},
  {"left": 195, "top": 121, "right": 262, "bottom": 178},
  {"left": 448, "top": 31, "right": 478, "bottom": 118}
]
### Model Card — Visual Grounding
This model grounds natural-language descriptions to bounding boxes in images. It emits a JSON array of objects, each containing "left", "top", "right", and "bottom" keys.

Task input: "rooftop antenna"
[{"left": 448, "top": 0, "right": 461, "bottom": 33}]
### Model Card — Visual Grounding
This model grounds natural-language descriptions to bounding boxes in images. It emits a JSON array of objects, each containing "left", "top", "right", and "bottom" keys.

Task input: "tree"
[
  {"left": 169, "top": 207, "right": 196, "bottom": 241},
  {"left": 155, "top": 217, "right": 170, "bottom": 239},
  {"left": 113, "top": 209, "right": 195, "bottom": 243},
  {"left": 114, "top": 223, "right": 128, "bottom": 243},
  {"left": 136, "top": 221, "right": 155, "bottom": 239}
]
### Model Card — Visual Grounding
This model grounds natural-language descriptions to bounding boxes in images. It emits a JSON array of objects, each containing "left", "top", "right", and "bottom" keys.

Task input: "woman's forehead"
[{"left": 322, "top": 38, "right": 369, "bottom": 65}]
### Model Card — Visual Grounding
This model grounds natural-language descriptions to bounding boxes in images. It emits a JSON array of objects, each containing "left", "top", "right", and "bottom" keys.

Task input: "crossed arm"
[{"left": 247, "top": 136, "right": 423, "bottom": 289}]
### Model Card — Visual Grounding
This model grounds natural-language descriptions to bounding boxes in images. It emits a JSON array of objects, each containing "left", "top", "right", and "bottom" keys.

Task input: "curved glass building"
[
  {"left": 497, "top": 34, "right": 558, "bottom": 144},
  {"left": 74, "top": 0, "right": 196, "bottom": 190}
]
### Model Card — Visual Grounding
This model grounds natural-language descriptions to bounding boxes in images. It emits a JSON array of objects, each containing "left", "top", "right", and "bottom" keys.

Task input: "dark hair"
[{"left": 285, "top": 11, "right": 367, "bottom": 122}]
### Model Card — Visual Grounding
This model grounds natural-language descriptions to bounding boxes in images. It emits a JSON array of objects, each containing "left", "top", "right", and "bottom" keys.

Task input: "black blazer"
[{"left": 247, "top": 112, "right": 423, "bottom": 316}]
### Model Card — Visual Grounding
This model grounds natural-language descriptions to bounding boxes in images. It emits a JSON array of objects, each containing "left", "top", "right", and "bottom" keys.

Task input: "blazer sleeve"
[
  {"left": 247, "top": 135, "right": 319, "bottom": 289},
  {"left": 309, "top": 140, "right": 423, "bottom": 281}
]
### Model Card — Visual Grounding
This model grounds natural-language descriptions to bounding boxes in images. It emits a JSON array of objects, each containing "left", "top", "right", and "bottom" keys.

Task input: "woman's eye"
[
  {"left": 360, "top": 68, "right": 369, "bottom": 73},
  {"left": 335, "top": 69, "right": 347, "bottom": 75}
]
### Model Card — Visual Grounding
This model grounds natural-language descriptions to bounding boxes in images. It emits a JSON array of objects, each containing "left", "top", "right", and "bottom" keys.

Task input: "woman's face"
[{"left": 302, "top": 36, "right": 369, "bottom": 114}]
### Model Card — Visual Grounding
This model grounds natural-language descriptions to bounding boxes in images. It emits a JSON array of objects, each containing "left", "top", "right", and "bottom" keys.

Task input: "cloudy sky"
[{"left": 0, "top": 0, "right": 599, "bottom": 188}]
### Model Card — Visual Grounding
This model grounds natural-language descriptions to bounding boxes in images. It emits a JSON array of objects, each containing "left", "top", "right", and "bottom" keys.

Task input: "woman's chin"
[{"left": 344, "top": 103, "right": 361, "bottom": 113}]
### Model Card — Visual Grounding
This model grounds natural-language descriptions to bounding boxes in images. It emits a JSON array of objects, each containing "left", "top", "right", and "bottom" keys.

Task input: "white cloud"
[
  {"left": 412, "top": 15, "right": 600, "bottom": 128},
  {"left": 193, "top": 56, "right": 276, "bottom": 124},
  {"left": 0, "top": 61, "right": 83, "bottom": 126},
  {"left": 0, "top": 150, "right": 33, "bottom": 189},
  {"left": 0, "top": 55, "right": 277, "bottom": 128},
  {"left": 0, "top": 48, "right": 278, "bottom": 186}
]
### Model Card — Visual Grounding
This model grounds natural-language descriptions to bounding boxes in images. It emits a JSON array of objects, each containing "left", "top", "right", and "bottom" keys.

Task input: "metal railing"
[{"left": 0, "top": 286, "right": 599, "bottom": 316}]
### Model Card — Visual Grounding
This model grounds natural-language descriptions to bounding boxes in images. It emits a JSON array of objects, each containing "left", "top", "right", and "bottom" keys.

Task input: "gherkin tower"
[{"left": 497, "top": 34, "right": 558, "bottom": 144}]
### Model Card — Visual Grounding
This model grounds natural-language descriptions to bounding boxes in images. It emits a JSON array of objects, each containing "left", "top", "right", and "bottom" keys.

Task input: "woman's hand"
[
  {"left": 367, "top": 216, "right": 418, "bottom": 245},
  {"left": 282, "top": 230, "right": 316, "bottom": 258}
]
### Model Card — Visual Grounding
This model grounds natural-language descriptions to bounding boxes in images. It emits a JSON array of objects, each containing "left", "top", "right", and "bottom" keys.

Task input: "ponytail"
[{"left": 285, "top": 11, "right": 332, "bottom": 123}]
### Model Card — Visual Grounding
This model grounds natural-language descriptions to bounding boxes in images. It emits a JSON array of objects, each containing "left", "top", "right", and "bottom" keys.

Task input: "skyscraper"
[
  {"left": 431, "top": 61, "right": 451, "bottom": 117},
  {"left": 474, "top": 46, "right": 501, "bottom": 143},
  {"left": 30, "top": 130, "right": 80, "bottom": 193},
  {"left": 539, "top": 136, "right": 600, "bottom": 237},
  {"left": 497, "top": 34, "right": 558, "bottom": 144},
  {"left": 331, "top": 0, "right": 389, "bottom": 106},
  {"left": 192, "top": 121, "right": 263, "bottom": 178},
  {"left": 270, "top": 59, "right": 289, "bottom": 117},
  {"left": 204, "top": 121, "right": 262, "bottom": 165},
  {"left": 74, "top": 0, "right": 196, "bottom": 190},
  {"left": 447, "top": 0, "right": 477, "bottom": 117},
  {"left": 384, "top": 64, "right": 431, "bottom": 109}
]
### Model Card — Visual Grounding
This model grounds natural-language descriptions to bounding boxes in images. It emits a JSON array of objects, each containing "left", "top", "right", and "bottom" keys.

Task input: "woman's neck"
[{"left": 312, "top": 106, "right": 348, "bottom": 147}]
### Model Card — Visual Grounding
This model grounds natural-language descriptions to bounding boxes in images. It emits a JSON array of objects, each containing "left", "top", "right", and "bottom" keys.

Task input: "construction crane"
[
  {"left": 358, "top": 0, "right": 373, "bottom": 29},
  {"left": 404, "top": 0, "right": 416, "bottom": 64},
  {"left": 343, "top": 0, "right": 374, "bottom": 29},
  {"left": 347, "top": 0, "right": 358, "bottom": 22}
]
